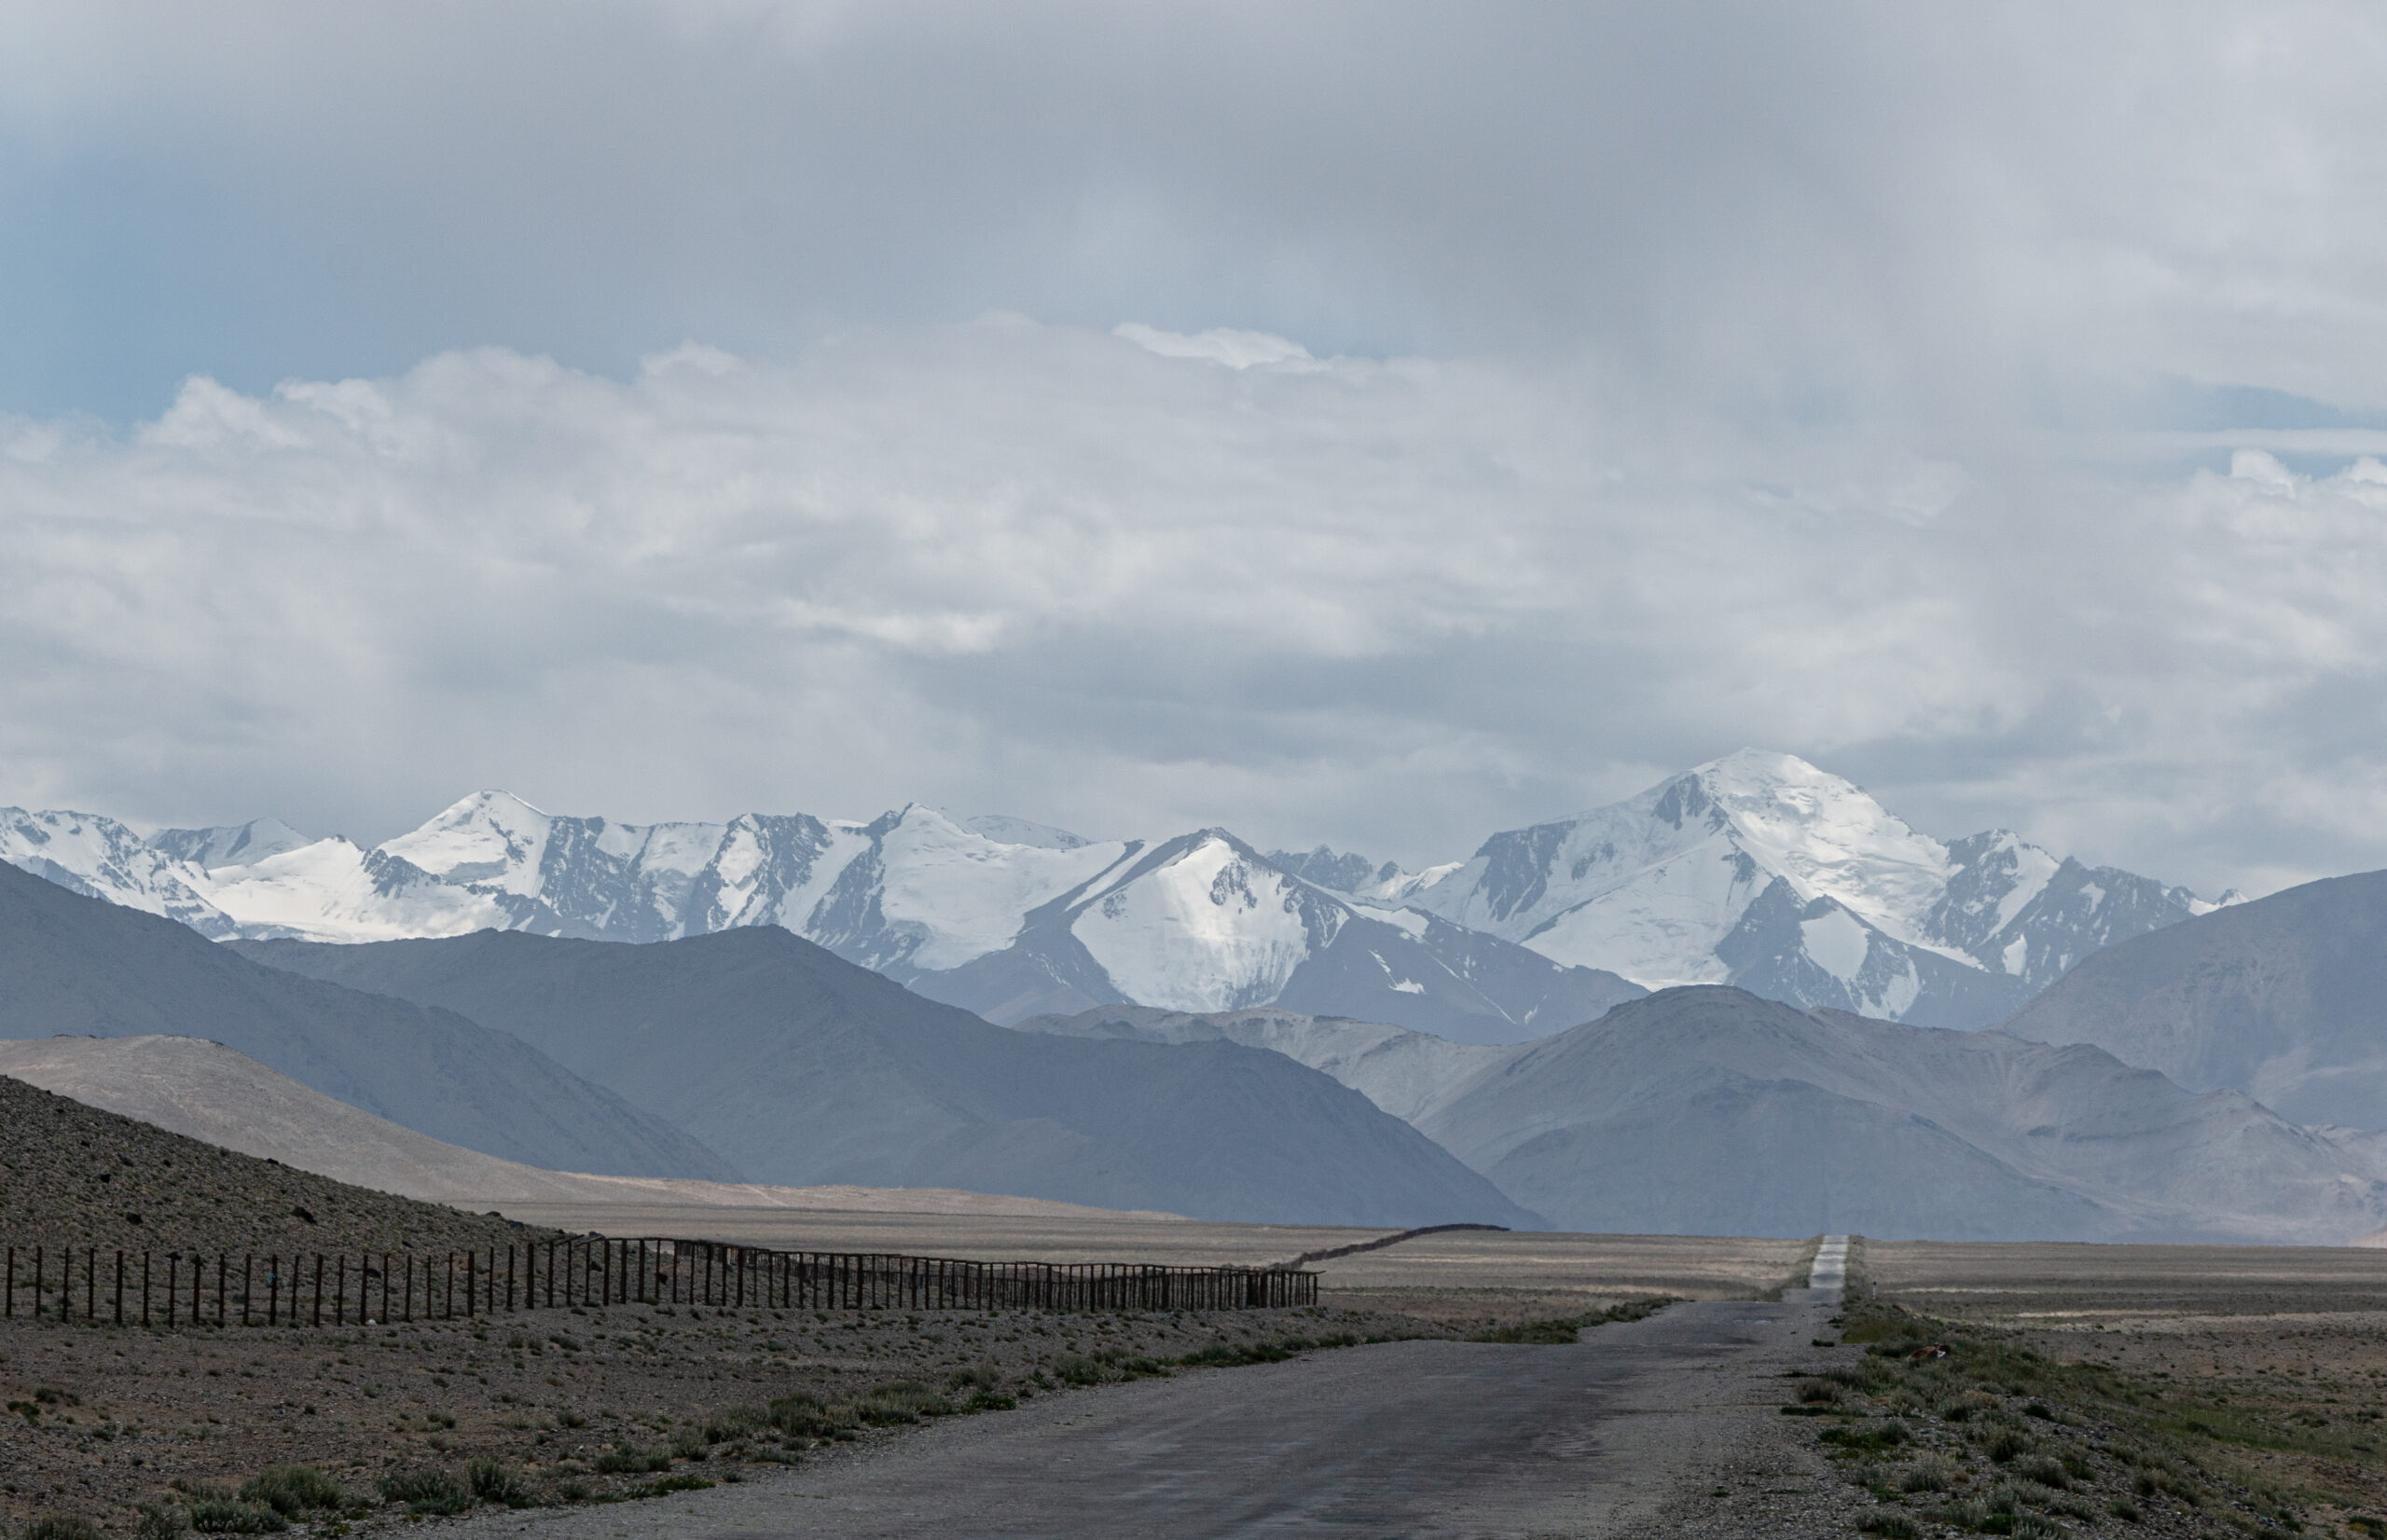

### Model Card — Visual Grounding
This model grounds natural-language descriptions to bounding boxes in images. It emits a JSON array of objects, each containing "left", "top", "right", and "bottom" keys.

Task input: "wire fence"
[{"left": 0, "top": 1237, "right": 1318, "bottom": 1328}]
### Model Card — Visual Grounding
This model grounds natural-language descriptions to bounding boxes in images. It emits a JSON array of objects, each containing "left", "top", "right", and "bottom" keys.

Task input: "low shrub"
[
  {"left": 1819, "top": 1420, "right": 1909, "bottom": 1454},
  {"left": 378, "top": 1470, "right": 473, "bottom": 1516},
  {"left": 2013, "top": 1453, "right": 2071, "bottom": 1491},
  {"left": 591, "top": 1444, "right": 671, "bottom": 1476},
  {"left": 467, "top": 1460, "right": 526, "bottom": 1505},
  {"left": 853, "top": 1382, "right": 952, "bottom": 1423},
  {"left": 1899, "top": 1455, "right": 1959, "bottom": 1493},
  {"left": 22, "top": 1519, "right": 104, "bottom": 1540},
  {"left": 1939, "top": 1389, "right": 2001, "bottom": 1423},
  {"left": 238, "top": 1465, "right": 349, "bottom": 1517},
  {"left": 1469, "top": 1302, "right": 1667, "bottom": 1345},
  {"left": 133, "top": 1506, "right": 188, "bottom": 1540},
  {"left": 702, "top": 1406, "right": 772, "bottom": 1444},
  {"left": 183, "top": 1490, "right": 287, "bottom": 1534},
  {"left": 1857, "top": 1514, "right": 1917, "bottom": 1539},
  {"left": 1981, "top": 1426, "right": 2035, "bottom": 1464}
]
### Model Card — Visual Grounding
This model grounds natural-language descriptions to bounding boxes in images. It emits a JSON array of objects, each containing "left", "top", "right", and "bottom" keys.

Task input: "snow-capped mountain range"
[
  {"left": 0, "top": 795, "right": 1639, "bottom": 1043},
  {"left": 1, "top": 749, "right": 2233, "bottom": 1035},
  {"left": 1283, "top": 750, "right": 2238, "bottom": 1026}
]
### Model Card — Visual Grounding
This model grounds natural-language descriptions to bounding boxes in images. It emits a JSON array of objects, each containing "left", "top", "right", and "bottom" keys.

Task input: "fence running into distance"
[{"left": 0, "top": 1237, "right": 1318, "bottom": 1329}]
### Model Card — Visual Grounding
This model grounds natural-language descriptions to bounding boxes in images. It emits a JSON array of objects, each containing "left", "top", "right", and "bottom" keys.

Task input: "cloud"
[
  {"left": 2, "top": 3, "right": 2386, "bottom": 894},
  {"left": 2, "top": 321, "right": 2383, "bottom": 896},
  {"left": 5, "top": 2, "right": 2387, "bottom": 429}
]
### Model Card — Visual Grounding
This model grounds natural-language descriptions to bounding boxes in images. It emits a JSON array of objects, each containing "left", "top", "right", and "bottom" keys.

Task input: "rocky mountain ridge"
[
  {"left": 4, "top": 749, "right": 2232, "bottom": 1033},
  {"left": 1028, "top": 989, "right": 2387, "bottom": 1243},
  {"left": 1292, "top": 750, "right": 2237, "bottom": 1026}
]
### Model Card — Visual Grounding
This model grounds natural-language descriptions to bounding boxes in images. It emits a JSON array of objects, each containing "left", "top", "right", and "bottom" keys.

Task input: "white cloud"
[
  {"left": 1, "top": 320, "right": 2383, "bottom": 895},
  {"left": 1111, "top": 323, "right": 1320, "bottom": 371}
]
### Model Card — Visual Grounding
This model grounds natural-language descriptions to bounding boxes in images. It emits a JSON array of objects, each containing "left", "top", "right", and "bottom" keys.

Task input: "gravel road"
[{"left": 442, "top": 1288, "right": 1860, "bottom": 1539}]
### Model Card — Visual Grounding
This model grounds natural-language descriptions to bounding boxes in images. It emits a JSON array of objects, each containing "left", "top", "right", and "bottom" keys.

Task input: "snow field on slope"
[
  {"left": 378, "top": 791, "right": 557, "bottom": 889},
  {"left": 197, "top": 837, "right": 503, "bottom": 942},
  {"left": 1694, "top": 749, "right": 1954, "bottom": 945},
  {"left": 1072, "top": 838, "right": 1319, "bottom": 1013},
  {"left": 873, "top": 808, "right": 1129, "bottom": 971}
]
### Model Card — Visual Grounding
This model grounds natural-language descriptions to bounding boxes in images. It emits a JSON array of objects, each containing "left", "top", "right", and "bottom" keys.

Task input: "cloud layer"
[
  {"left": 3, "top": 4, "right": 2387, "bottom": 892},
  {"left": 4, "top": 323, "right": 2382, "bottom": 893},
  {"left": 6, "top": 3, "right": 2387, "bottom": 427}
]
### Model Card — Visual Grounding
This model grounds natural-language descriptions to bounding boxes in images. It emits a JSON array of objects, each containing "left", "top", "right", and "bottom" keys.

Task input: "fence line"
[{"left": 0, "top": 1238, "right": 1317, "bottom": 1329}]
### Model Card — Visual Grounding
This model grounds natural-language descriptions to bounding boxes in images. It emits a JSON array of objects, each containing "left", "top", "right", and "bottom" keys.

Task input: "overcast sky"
[{"left": 4, "top": 1, "right": 2385, "bottom": 895}]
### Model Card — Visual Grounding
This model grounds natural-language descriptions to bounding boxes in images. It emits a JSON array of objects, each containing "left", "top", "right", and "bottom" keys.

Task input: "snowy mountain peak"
[
  {"left": 1401, "top": 751, "right": 2228, "bottom": 1027},
  {"left": 958, "top": 814, "right": 1088, "bottom": 850},
  {"left": 1665, "top": 750, "right": 1952, "bottom": 938},
  {"left": 379, "top": 791, "right": 559, "bottom": 887},
  {"left": 4, "top": 755, "right": 2228, "bottom": 1039},
  {"left": 145, "top": 817, "right": 314, "bottom": 871}
]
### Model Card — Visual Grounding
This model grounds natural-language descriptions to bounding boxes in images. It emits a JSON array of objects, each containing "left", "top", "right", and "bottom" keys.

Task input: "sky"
[{"left": 3, "top": 1, "right": 2386, "bottom": 897}]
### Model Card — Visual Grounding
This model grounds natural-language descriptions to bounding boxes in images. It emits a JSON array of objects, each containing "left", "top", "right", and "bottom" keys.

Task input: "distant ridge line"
[{"left": 1283, "top": 1222, "right": 1510, "bottom": 1269}]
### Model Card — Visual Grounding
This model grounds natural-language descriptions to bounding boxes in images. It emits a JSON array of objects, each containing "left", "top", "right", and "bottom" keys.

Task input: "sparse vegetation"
[
  {"left": 1799, "top": 1297, "right": 2330, "bottom": 1536},
  {"left": 235, "top": 1465, "right": 349, "bottom": 1518},
  {"left": 377, "top": 1469, "right": 474, "bottom": 1516},
  {"left": 1466, "top": 1297, "right": 1672, "bottom": 1343},
  {"left": 179, "top": 1487, "right": 285, "bottom": 1534},
  {"left": 21, "top": 1519, "right": 104, "bottom": 1540}
]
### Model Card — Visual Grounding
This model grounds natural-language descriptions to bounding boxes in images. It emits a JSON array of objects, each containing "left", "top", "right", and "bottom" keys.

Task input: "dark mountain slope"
[
  {"left": 0, "top": 861, "right": 734, "bottom": 1180},
  {"left": 0, "top": 1072, "right": 551, "bottom": 1257},
  {"left": 234, "top": 928, "right": 1537, "bottom": 1228},
  {"left": 1999, "top": 870, "right": 2387, "bottom": 1128},
  {"left": 1415, "top": 986, "right": 2386, "bottom": 1242}
]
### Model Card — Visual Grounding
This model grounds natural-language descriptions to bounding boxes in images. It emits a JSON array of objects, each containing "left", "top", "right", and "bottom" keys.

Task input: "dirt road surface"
[{"left": 441, "top": 1291, "right": 1852, "bottom": 1540}]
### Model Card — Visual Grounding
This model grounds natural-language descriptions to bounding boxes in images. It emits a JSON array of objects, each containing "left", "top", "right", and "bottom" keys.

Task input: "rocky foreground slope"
[{"left": 0, "top": 1072, "right": 545, "bottom": 1257}]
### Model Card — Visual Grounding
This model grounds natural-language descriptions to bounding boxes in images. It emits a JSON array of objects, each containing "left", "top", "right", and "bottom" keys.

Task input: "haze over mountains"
[
  {"left": 1031, "top": 989, "right": 2387, "bottom": 1244},
  {"left": 0, "top": 860, "right": 1529, "bottom": 1227},
  {"left": 0, "top": 1034, "right": 1195, "bottom": 1221},
  {"left": 233, "top": 927, "right": 1538, "bottom": 1229},
  {"left": 2002, "top": 871, "right": 2387, "bottom": 1128},
  {"left": 0, "top": 860, "right": 732, "bottom": 1181},
  {"left": 8, "top": 792, "right": 2386, "bottom": 1242},
  {"left": 4, "top": 749, "right": 2231, "bottom": 1034}
]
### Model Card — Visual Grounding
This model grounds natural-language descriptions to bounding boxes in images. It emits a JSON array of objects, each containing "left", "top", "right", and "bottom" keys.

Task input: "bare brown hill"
[
  {"left": 0, "top": 1073, "right": 554, "bottom": 1258},
  {"left": 0, "top": 1034, "right": 1191, "bottom": 1221}
]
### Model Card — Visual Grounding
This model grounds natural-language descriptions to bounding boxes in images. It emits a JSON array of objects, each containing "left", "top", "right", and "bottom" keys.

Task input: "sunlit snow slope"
[
  {"left": 1381, "top": 750, "right": 2233, "bottom": 1026},
  {"left": 1, "top": 796, "right": 1638, "bottom": 1041},
  {"left": 3, "top": 749, "right": 2223, "bottom": 1034}
]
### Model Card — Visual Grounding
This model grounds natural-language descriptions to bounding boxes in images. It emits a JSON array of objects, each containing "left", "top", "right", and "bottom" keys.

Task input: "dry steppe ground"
[
  {"left": 478, "top": 1201, "right": 1821, "bottom": 1314},
  {"left": 2, "top": 1208, "right": 1768, "bottom": 1536},
  {"left": 1842, "top": 1236, "right": 2387, "bottom": 1539}
]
